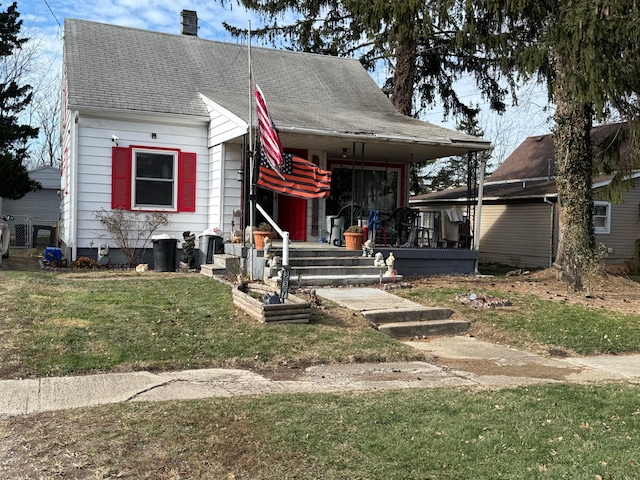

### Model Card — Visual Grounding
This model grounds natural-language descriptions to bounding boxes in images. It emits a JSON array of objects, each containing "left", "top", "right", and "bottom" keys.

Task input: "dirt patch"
[
  {"left": 409, "top": 268, "right": 640, "bottom": 316},
  {"left": 431, "top": 357, "right": 580, "bottom": 381},
  {"left": 1, "top": 248, "right": 42, "bottom": 272}
]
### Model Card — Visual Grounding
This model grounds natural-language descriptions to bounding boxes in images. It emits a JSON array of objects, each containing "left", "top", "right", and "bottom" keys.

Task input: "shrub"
[{"left": 94, "top": 208, "right": 170, "bottom": 266}]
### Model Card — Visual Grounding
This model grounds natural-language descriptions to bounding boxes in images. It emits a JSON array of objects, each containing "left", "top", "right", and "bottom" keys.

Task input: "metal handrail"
[{"left": 255, "top": 203, "right": 290, "bottom": 267}]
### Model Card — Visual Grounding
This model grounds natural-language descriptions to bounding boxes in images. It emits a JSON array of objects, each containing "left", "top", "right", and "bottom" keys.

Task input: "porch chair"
[
  {"left": 328, "top": 204, "right": 363, "bottom": 246},
  {"left": 390, "top": 207, "right": 420, "bottom": 247}
]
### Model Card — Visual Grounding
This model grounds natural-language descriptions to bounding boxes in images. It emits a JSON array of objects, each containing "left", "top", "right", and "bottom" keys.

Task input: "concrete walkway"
[
  {"left": 3, "top": 336, "right": 640, "bottom": 418},
  {"left": 315, "top": 287, "right": 422, "bottom": 311}
]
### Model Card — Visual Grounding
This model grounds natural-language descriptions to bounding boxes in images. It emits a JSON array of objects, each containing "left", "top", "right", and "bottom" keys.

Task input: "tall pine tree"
[
  {"left": 461, "top": 0, "right": 640, "bottom": 289},
  {"left": 220, "top": 0, "right": 512, "bottom": 195},
  {"left": 0, "top": 2, "right": 39, "bottom": 200}
]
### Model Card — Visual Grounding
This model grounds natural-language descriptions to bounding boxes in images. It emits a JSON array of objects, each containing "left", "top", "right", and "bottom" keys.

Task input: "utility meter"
[{"left": 98, "top": 243, "right": 109, "bottom": 265}]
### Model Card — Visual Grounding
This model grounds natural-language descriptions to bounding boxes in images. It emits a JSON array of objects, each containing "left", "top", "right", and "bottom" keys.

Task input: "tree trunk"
[
  {"left": 390, "top": 40, "right": 417, "bottom": 117},
  {"left": 552, "top": 62, "right": 596, "bottom": 291},
  {"left": 391, "top": 36, "right": 422, "bottom": 193}
]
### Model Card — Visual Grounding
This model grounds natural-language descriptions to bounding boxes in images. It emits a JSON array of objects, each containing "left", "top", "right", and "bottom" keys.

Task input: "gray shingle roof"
[
  {"left": 412, "top": 122, "right": 632, "bottom": 202},
  {"left": 64, "top": 19, "right": 489, "bottom": 147}
]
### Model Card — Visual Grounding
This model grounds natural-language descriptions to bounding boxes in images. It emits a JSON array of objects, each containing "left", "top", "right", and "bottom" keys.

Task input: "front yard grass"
[
  {"left": 3, "top": 263, "right": 640, "bottom": 378},
  {"left": 4, "top": 383, "right": 640, "bottom": 479},
  {"left": 397, "top": 285, "right": 640, "bottom": 355},
  {"left": 0, "top": 270, "right": 421, "bottom": 379}
]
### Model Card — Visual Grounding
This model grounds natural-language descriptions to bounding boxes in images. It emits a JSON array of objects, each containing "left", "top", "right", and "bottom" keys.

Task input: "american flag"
[
  {"left": 258, "top": 150, "right": 332, "bottom": 199},
  {"left": 255, "top": 84, "right": 283, "bottom": 176}
]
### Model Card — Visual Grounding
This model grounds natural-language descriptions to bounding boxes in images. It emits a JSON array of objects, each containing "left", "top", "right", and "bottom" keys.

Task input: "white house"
[{"left": 60, "top": 13, "right": 490, "bottom": 264}]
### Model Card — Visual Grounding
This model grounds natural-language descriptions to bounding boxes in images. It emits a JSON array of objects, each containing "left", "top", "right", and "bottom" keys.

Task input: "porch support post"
[{"left": 473, "top": 156, "right": 487, "bottom": 273}]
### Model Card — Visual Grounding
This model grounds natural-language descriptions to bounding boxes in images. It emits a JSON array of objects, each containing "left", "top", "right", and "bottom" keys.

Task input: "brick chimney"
[{"left": 181, "top": 10, "right": 198, "bottom": 36}]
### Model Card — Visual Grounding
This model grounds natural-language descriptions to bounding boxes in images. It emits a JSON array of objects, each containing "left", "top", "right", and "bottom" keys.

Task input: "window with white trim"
[
  {"left": 132, "top": 149, "right": 178, "bottom": 210},
  {"left": 592, "top": 201, "right": 611, "bottom": 234},
  {"left": 111, "top": 146, "right": 197, "bottom": 213}
]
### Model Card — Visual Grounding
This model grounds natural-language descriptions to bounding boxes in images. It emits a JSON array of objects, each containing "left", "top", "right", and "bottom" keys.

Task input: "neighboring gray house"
[
  {"left": 411, "top": 123, "right": 640, "bottom": 271},
  {"left": 60, "top": 14, "right": 490, "bottom": 263},
  {"left": 3, "top": 166, "right": 61, "bottom": 247}
]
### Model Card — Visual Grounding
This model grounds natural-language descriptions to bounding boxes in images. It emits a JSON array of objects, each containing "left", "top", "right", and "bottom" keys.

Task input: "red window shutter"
[
  {"left": 111, "top": 146, "right": 131, "bottom": 209},
  {"left": 178, "top": 151, "right": 197, "bottom": 212}
]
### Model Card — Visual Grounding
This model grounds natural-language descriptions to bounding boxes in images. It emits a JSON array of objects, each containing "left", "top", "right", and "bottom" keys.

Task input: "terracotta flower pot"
[
  {"left": 344, "top": 231, "right": 364, "bottom": 251},
  {"left": 253, "top": 231, "right": 273, "bottom": 251}
]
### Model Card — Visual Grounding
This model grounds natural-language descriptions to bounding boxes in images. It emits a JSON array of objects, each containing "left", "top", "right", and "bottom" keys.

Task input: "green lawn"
[
  {"left": 4, "top": 384, "right": 640, "bottom": 479},
  {"left": 3, "top": 255, "right": 640, "bottom": 478},
  {"left": 2, "top": 261, "right": 640, "bottom": 378},
  {"left": 396, "top": 285, "right": 640, "bottom": 355},
  {"left": 0, "top": 270, "right": 422, "bottom": 378}
]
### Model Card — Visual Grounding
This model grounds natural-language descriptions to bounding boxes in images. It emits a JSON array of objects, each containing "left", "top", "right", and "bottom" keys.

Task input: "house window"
[
  {"left": 326, "top": 163, "right": 402, "bottom": 215},
  {"left": 593, "top": 201, "right": 611, "bottom": 234},
  {"left": 111, "top": 146, "right": 196, "bottom": 213},
  {"left": 133, "top": 149, "right": 177, "bottom": 210}
]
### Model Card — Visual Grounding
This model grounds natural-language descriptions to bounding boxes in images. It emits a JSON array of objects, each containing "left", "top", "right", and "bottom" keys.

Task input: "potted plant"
[
  {"left": 253, "top": 222, "right": 274, "bottom": 251},
  {"left": 343, "top": 225, "right": 364, "bottom": 251}
]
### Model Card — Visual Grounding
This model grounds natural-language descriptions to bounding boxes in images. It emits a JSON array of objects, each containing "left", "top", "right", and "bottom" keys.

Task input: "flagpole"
[{"left": 248, "top": 20, "right": 255, "bottom": 248}]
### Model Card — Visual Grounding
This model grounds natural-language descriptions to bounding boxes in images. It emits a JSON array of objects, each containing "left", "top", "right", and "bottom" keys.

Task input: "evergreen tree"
[
  {"left": 222, "top": 0, "right": 508, "bottom": 117},
  {"left": 0, "top": 2, "right": 38, "bottom": 200},
  {"left": 461, "top": 0, "right": 640, "bottom": 290},
  {"left": 220, "top": 0, "right": 508, "bottom": 195}
]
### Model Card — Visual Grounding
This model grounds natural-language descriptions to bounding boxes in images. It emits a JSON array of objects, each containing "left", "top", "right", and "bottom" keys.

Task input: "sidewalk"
[{"left": 2, "top": 336, "right": 640, "bottom": 418}]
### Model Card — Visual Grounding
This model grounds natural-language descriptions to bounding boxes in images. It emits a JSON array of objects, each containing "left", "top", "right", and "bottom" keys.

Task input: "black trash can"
[
  {"left": 198, "top": 235, "right": 224, "bottom": 266},
  {"left": 152, "top": 238, "right": 177, "bottom": 272}
]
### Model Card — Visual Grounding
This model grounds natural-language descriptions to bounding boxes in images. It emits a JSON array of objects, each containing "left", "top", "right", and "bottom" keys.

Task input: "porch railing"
[{"left": 255, "top": 203, "right": 290, "bottom": 267}]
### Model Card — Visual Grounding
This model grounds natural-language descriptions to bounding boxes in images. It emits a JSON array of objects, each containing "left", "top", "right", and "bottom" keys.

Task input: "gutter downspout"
[
  {"left": 473, "top": 156, "right": 487, "bottom": 274},
  {"left": 543, "top": 196, "right": 555, "bottom": 268}
]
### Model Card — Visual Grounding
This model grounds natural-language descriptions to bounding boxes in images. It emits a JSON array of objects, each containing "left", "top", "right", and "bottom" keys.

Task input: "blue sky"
[
  {"left": 19, "top": 0, "right": 552, "bottom": 166},
  {"left": 21, "top": 0, "right": 259, "bottom": 70}
]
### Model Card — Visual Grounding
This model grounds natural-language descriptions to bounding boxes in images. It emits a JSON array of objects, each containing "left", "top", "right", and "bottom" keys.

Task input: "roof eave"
[
  {"left": 278, "top": 125, "right": 491, "bottom": 150},
  {"left": 67, "top": 104, "right": 211, "bottom": 124}
]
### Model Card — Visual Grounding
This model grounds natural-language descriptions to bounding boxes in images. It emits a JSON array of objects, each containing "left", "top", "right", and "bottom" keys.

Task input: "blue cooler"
[{"left": 44, "top": 247, "right": 62, "bottom": 262}]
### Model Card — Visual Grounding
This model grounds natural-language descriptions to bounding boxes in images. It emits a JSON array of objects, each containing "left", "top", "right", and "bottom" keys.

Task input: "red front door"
[{"left": 278, "top": 195, "right": 307, "bottom": 241}]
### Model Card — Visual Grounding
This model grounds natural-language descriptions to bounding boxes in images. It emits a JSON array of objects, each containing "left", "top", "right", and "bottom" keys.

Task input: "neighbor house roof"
[
  {"left": 63, "top": 19, "right": 490, "bottom": 161},
  {"left": 412, "top": 122, "right": 634, "bottom": 203}
]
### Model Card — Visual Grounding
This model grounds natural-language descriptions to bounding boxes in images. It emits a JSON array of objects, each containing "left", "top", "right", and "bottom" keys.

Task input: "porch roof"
[{"left": 64, "top": 19, "right": 490, "bottom": 163}]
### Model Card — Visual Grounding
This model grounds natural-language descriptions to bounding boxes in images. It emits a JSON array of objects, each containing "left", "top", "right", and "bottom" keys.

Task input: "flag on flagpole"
[
  {"left": 255, "top": 84, "right": 283, "bottom": 176},
  {"left": 258, "top": 149, "right": 332, "bottom": 199}
]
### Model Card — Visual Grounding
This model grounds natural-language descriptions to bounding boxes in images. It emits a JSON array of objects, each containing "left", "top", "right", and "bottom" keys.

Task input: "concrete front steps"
[
  {"left": 362, "top": 306, "right": 470, "bottom": 338},
  {"left": 268, "top": 246, "right": 403, "bottom": 287},
  {"left": 200, "top": 253, "right": 241, "bottom": 278}
]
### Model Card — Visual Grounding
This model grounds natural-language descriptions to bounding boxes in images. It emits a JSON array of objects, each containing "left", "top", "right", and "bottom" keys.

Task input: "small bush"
[
  {"left": 94, "top": 208, "right": 170, "bottom": 266},
  {"left": 71, "top": 256, "right": 102, "bottom": 269}
]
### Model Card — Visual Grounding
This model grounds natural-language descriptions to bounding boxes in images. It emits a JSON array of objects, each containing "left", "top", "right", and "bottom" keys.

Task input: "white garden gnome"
[
  {"left": 374, "top": 251, "right": 385, "bottom": 267},
  {"left": 384, "top": 252, "right": 396, "bottom": 277},
  {"left": 263, "top": 236, "right": 272, "bottom": 256}
]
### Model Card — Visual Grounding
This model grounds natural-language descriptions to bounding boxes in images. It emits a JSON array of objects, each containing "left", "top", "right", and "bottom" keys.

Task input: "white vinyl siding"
[{"left": 72, "top": 114, "right": 209, "bottom": 249}]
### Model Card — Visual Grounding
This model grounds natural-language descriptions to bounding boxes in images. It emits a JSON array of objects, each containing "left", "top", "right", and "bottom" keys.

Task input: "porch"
[{"left": 203, "top": 239, "right": 478, "bottom": 286}]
